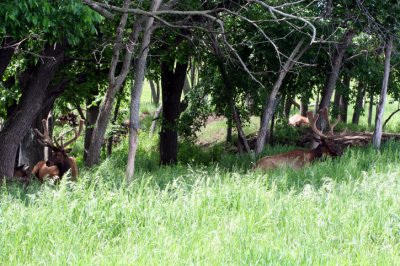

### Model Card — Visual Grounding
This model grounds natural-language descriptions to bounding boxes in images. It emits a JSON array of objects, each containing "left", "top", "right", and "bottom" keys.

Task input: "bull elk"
[
  {"left": 254, "top": 108, "right": 342, "bottom": 170},
  {"left": 32, "top": 118, "right": 84, "bottom": 182},
  {"left": 288, "top": 114, "right": 309, "bottom": 127}
]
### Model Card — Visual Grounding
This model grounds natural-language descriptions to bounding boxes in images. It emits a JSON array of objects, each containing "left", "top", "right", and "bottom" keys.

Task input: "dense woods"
[
  {"left": 3, "top": 1, "right": 400, "bottom": 264},
  {"left": 1, "top": 0, "right": 400, "bottom": 181},
  {"left": 0, "top": 0, "right": 400, "bottom": 196}
]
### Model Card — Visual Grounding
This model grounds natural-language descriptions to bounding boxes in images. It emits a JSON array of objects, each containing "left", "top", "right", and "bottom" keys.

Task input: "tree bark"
[
  {"left": 0, "top": 42, "right": 66, "bottom": 178},
  {"left": 226, "top": 118, "right": 232, "bottom": 142},
  {"left": 300, "top": 98, "right": 308, "bottom": 116},
  {"left": 373, "top": 36, "right": 393, "bottom": 149},
  {"left": 84, "top": 101, "right": 100, "bottom": 161},
  {"left": 85, "top": 3, "right": 142, "bottom": 167},
  {"left": 368, "top": 92, "right": 373, "bottom": 128},
  {"left": 149, "top": 104, "right": 162, "bottom": 137},
  {"left": 126, "top": 0, "right": 162, "bottom": 182},
  {"left": 284, "top": 95, "right": 292, "bottom": 119},
  {"left": 159, "top": 61, "right": 188, "bottom": 165},
  {"left": 319, "top": 29, "right": 355, "bottom": 109},
  {"left": 149, "top": 79, "right": 160, "bottom": 105},
  {"left": 256, "top": 39, "right": 309, "bottom": 153},
  {"left": 352, "top": 81, "right": 365, "bottom": 125},
  {"left": 107, "top": 94, "right": 122, "bottom": 156}
]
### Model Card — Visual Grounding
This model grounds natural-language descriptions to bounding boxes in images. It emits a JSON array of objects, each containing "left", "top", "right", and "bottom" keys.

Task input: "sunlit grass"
[{"left": 2, "top": 137, "right": 400, "bottom": 265}]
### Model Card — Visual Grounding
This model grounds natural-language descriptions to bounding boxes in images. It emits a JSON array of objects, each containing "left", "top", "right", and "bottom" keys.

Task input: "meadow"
[{"left": 2, "top": 87, "right": 400, "bottom": 265}]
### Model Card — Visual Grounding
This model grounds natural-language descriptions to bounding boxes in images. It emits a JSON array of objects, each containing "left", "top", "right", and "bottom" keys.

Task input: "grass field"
[{"left": 2, "top": 84, "right": 400, "bottom": 265}]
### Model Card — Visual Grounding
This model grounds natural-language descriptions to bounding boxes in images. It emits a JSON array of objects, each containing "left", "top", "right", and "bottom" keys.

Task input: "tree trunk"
[
  {"left": 373, "top": 37, "right": 393, "bottom": 149},
  {"left": 368, "top": 92, "right": 373, "bottom": 128},
  {"left": 352, "top": 81, "right": 365, "bottom": 125},
  {"left": 0, "top": 42, "right": 66, "bottom": 178},
  {"left": 126, "top": 0, "right": 162, "bottom": 182},
  {"left": 333, "top": 89, "right": 341, "bottom": 118},
  {"left": 300, "top": 98, "right": 308, "bottom": 116},
  {"left": 226, "top": 118, "right": 232, "bottom": 142},
  {"left": 159, "top": 61, "right": 188, "bottom": 165},
  {"left": 210, "top": 35, "right": 251, "bottom": 153},
  {"left": 319, "top": 29, "right": 355, "bottom": 109},
  {"left": 284, "top": 95, "right": 292, "bottom": 119},
  {"left": 85, "top": 5, "right": 142, "bottom": 167},
  {"left": 84, "top": 101, "right": 100, "bottom": 161},
  {"left": 341, "top": 74, "right": 350, "bottom": 123},
  {"left": 149, "top": 104, "right": 162, "bottom": 137},
  {"left": 256, "top": 39, "right": 309, "bottom": 153},
  {"left": 106, "top": 94, "right": 122, "bottom": 156},
  {"left": 149, "top": 79, "right": 160, "bottom": 105}
]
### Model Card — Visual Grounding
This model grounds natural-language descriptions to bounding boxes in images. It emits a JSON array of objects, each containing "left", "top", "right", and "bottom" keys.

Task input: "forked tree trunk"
[
  {"left": 85, "top": 3, "right": 142, "bottom": 167},
  {"left": 126, "top": 0, "right": 162, "bottom": 182},
  {"left": 18, "top": 79, "right": 68, "bottom": 168},
  {"left": 0, "top": 42, "right": 66, "bottom": 178},
  {"left": 159, "top": 61, "right": 188, "bottom": 165},
  {"left": 352, "top": 81, "right": 365, "bottom": 125},
  {"left": 211, "top": 35, "right": 251, "bottom": 153},
  {"left": 319, "top": 29, "right": 355, "bottom": 109},
  {"left": 256, "top": 39, "right": 309, "bottom": 153},
  {"left": 373, "top": 37, "right": 393, "bottom": 149}
]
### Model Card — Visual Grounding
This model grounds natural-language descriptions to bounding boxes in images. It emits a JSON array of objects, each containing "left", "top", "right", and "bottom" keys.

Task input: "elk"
[
  {"left": 32, "top": 118, "right": 84, "bottom": 182},
  {"left": 288, "top": 114, "right": 309, "bottom": 127},
  {"left": 254, "top": 108, "right": 342, "bottom": 170}
]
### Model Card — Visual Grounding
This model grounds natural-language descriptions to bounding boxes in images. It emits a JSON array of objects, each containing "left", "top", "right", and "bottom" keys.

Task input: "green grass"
[
  {"left": 2, "top": 84, "right": 400, "bottom": 265},
  {"left": 2, "top": 135, "right": 400, "bottom": 265}
]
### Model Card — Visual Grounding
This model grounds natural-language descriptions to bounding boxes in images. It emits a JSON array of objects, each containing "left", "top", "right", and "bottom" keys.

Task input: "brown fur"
[
  {"left": 32, "top": 153, "right": 78, "bottom": 182},
  {"left": 253, "top": 142, "right": 342, "bottom": 171}
]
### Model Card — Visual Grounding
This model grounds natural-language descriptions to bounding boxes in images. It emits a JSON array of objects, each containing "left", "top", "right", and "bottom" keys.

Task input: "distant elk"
[
  {"left": 288, "top": 114, "right": 309, "bottom": 127},
  {"left": 254, "top": 108, "right": 342, "bottom": 170},
  {"left": 32, "top": 118, "right": 84, "bottom": 182}
]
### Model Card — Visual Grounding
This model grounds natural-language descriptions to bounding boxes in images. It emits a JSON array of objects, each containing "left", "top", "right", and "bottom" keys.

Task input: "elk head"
[
  {"left": 33, "top": 117, "right": 84, "bottom": 180},
  {"left": 306, "top": 108, "right": 343, "bottom": 158},
  {"left": 253, "top": 108, "right": 343, "bottom": 171}
]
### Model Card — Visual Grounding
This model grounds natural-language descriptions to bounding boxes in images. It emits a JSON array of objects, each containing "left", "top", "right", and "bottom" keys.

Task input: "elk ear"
[{"left": 65, "top": 148, "right": 72, "bottom": 154}]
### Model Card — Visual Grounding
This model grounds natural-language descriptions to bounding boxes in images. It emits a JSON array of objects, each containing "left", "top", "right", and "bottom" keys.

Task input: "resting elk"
[
  {"left": 288, "top": 114, "right": 309, "bottom": 127},
  {"left": 254, "top": 108, "right": 342, "bottom": 170},
  {"left": 32, "top": 118, "right": 84, "bottom": 182}
]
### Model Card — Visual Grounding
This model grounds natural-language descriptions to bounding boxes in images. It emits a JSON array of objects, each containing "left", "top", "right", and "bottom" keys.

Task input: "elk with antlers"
[
  {"left": 254, "top": 108, "right": 342, "bottom": 170},
  {"left": 31, "top": 118, "right": 84, "bottom": 182}
]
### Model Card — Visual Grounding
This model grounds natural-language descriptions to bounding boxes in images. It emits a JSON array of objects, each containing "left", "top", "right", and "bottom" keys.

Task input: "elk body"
[
  {"left": 32, "top": 118, "right": 83, "bottom": 181},
  {"left": 288, "top": 114, "right": 309, "bottom": 127},
  {"left": 254, "top": 108, "right": 342, "bottom": 171}
]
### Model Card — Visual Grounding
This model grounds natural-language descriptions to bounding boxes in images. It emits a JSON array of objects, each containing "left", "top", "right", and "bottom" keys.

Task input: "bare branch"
[{"left": 82, "top": 0, "right": 115, "bottom": 20}]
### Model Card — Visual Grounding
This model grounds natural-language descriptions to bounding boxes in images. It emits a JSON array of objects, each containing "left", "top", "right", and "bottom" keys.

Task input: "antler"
[
  {"left": 306, "top": 108, "right": 340, "bottom": 138},
  {"left": 63, "top": 119, "right": 84, "bottom": 148},
  {"left": 319, "top": 107, "right": 340, "bottom": 136},
  {"left": 34, "top": 119, "right": 58, "bottom": 149},
  {"left": 35, "top": 117, "right": 84, "bottom": 150}
]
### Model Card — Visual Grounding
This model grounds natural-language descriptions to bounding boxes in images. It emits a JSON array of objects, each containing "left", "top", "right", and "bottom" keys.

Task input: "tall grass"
[{"left": 2, "top": 139, "right": 400, "bottom": 265}]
